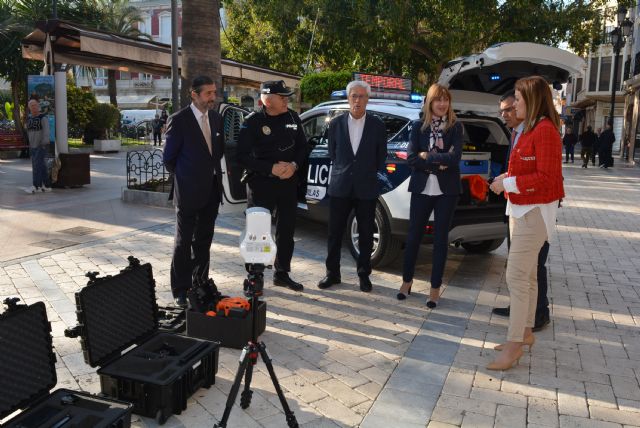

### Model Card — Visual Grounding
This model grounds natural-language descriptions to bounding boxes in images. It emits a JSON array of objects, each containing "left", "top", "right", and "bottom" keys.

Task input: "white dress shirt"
[
  {"left": 347, "top": 113, "right": 366, "bottom": 155},
  {"left": 190, "top": 103, "right": 212, "bottom": 154},
  {"left": 503, "top": 122, "right": 558, "bottom": 241}
]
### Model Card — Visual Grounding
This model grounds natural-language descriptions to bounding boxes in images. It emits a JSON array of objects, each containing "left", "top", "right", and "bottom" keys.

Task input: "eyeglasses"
[
  {"left": 349, "top": 94, "right": 368, "bottom": 100},
  {"left": 499, "top": 106, "right": 515, "bottom": 115}
]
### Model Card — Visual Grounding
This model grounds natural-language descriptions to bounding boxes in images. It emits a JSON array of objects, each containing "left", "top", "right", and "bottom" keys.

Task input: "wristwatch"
[{"left": 291, "top": 161, "right": 298, "bottom": 170}]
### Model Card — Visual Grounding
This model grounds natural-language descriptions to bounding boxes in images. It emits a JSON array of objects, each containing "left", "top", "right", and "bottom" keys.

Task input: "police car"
[{"left": 218, "top": 43, "right": 585, "bottom": 267}]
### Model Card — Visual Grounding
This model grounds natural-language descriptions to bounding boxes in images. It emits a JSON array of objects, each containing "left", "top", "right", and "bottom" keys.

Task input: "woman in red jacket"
[{"left": 488, "top": 76, "right": 564, "bottom": 370}]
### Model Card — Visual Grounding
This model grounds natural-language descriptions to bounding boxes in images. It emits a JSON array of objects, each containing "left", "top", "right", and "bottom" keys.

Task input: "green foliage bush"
[
  {"left": 90, "top": 103, "right": 121, "bottom": 139},
  {"left": 300, "top": 71, "right": 353, "bottom": 107},
  {"left": 67, "top": 84, "right": 97, "bottom": 130}
]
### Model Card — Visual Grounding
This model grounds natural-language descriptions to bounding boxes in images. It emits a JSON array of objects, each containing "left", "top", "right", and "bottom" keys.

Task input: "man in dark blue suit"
[
  {"left": 163, "top": 76, "right": 224, "bottom": 307},
  {"left": 318, "top": 81, "right": 387, "bottom": 292}
]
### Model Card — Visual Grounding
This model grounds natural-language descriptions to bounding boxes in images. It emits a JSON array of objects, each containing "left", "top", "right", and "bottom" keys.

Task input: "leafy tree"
[
  {"left": 300, "top": 70, "right": 352, "bottom": 105},
  {"left": 0, "top": 0, "right": 42, "bottom": 133},
  {"left": 222, "top": 0, "right": 620, "bottom": 92}
]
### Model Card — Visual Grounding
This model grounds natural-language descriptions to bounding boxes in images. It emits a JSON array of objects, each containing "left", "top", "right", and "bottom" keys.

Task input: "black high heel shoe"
[
  {"left": 426, "top": 287, "right": 440, "bottom": 308},
  {"left": 396, "top": 281, "right": 413, "bottom": 300}
]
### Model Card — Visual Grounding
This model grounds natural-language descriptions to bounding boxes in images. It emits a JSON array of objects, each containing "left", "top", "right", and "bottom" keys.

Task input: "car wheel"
[
  {"left": 347, "top": 203, "right": 402, "bottom": 268},
  {"left": 461, "top": 238, "right": 505, "bottom": 254}
]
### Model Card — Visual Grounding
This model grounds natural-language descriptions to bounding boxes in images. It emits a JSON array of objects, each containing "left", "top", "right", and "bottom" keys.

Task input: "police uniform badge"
[{"left": 262, "top": 126, "right": 271, "bottom": 135}]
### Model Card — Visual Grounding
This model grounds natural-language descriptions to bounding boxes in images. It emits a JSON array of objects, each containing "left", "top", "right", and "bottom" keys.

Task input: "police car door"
[{"left": 220, "top": 104, "right": 250, "bottom": 204}]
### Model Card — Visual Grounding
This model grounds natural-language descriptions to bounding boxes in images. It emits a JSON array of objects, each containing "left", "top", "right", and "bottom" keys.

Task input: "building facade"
[
  {"left": 568, "top": 2, "right": 636, "bottom": 163},
  {"left": 622, "top": 4, "right": 640, "bottom": 164}
]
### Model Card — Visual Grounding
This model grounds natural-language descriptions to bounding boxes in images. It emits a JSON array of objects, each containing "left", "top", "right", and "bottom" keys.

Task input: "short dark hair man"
[
  {"left": 163, "top": 75, "right": 224, "bottom": 307},
  {"left": 151, "top": 114, "right": 163, "bottom": 146},
  {"left": 491, "top": 91, "right": 551, "bottom": 332},
  {"left": 598, "top": 121, "right": 615, "bottom": 169},
  {"left": 317, "top": 80, "right": 387, "bottom": 292},
  {"left": 579, "top": 126, "right": 597, "bottom": 168},
  {"left": 236, "top": 80, "right": 309, "bottom": 291}
]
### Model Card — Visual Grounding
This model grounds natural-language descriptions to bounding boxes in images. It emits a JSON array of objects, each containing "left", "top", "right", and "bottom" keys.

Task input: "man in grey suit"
[{"left": 318, "top": 81, "right": 387, "bottom": 292}]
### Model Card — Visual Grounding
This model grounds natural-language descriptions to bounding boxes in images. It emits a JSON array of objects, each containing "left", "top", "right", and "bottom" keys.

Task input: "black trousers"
[
  {"left": 170, "top": 188, "right": 221, "bottom": 298},
  {"left": 325, "top": 196, "right": 376, "bottom": 278},
  {"left": 402, "top": 193, "right": 458, "bottom": 287},
  {"left": 536, "top": 241, "right": 550, "bottom": 319},
  {"left": 153, "top": 130, "right": 162, "bottom": 144},
  {"left": 564, "top": 145, "right": 574, "bottom": 162},
  {"left": 247, "top": 177, "right": 298, "bottom": 273}
]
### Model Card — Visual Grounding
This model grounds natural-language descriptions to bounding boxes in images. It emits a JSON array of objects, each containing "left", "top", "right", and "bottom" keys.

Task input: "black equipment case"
[
  {"left": 65, "top": 258, "right": 220, "bottom": 425},
  {"left": 186, "top": 301, "right": 267, "bottom": 349},
  {"left": 0, "top": 298, "right": 132, "bottom": 428}
]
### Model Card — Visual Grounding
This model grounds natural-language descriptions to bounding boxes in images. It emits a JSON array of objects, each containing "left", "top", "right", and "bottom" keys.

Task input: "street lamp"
[{"left": 608, "top": 5, "right": 634, "bottom": 127}]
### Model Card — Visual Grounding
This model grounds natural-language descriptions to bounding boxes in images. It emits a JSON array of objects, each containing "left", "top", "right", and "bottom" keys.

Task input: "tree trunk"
[
  {"left": 11, "top": 80, "right": 23, "bottom": 134},
  {"left": 180, "top": 0, "right": 222, "bottom": 108},
  {"left": 107, "top": 69, "right": 118, "bottom": 107}
]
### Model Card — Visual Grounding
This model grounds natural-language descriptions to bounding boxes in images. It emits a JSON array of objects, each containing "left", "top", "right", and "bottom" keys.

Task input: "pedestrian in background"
[
  {"left": 489, "top": 76, "right": 564, "bottom": 371},
  {"left": 397, "top": 83, "right": 462, "bottom": 308},
  {"left": 562, "top": 127, "right": 577, "bottom": 163},
  {"left": 579, "top": 126, "right": 597, "bottom": 168},
  {"left": 599, "top": 122, "right": 615, "bottom": 168},
  {"left": 237, "top": 80, "right": 308, "bottom": 291},
  {"left": 163, "top": 75, "right": 224, "bottom": 307},
  {"left": 490, "top": 91, "right": 551, "bottom": 333},
  {"left": 151, "top": 114, "right": 163, "bottom": 146},
  {"left": 25, "top": 99, "right": 52, "bottom": 194},
  {"left": 592, "top": 127, "right": 602, "bottom": 166},
  {"left": 317, "top": 80, "right": 387, "bottom": 293}
]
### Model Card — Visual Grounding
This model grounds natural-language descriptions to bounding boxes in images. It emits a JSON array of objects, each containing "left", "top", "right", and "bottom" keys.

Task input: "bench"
[{"left": 0, "top": 131, "right": 27, "bottom": 151}]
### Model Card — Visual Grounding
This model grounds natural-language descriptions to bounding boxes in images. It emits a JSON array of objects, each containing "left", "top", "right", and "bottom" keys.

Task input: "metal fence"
[{"left": 126, "top": 148, "right": 171, "bottom": 192}]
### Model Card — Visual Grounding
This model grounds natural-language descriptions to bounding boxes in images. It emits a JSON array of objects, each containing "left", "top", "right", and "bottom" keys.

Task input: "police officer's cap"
[{"left": 260, "top": 80, "right": 294, "bottom": 96}]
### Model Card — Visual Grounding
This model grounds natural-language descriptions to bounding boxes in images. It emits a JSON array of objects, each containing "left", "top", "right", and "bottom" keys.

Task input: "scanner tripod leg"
[
  {"left": 257, "top": 342, "right": 299, "bottom": 427},
  {"left": 214, "top": 346, "right": 251, "bottom": 428}
]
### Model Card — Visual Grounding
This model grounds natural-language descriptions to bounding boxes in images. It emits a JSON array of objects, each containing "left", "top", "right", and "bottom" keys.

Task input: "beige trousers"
[{"left": 506, "top": 207, "right": 547, "bottom": 342}]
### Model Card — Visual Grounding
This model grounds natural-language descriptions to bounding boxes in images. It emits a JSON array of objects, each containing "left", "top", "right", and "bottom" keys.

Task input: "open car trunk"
[{"left": 438, "top": 42, "right": 585, "bottom": 95}]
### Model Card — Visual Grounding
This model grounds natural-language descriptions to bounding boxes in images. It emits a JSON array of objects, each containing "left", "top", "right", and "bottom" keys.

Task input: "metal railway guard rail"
[{"left": 126, "top": 148, "right": 172, "bottom": 192}]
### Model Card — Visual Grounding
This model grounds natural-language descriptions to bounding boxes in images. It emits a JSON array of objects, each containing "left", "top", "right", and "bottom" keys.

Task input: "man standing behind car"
[
  {"left": 317, "top": 81, "right": 387, "bottom": 292},
  {"left": 491, "top": 91, "right": 551, "bottom": 332},
  {"left": 236, "top": 80, "right": 308, "bottom": 291},
  {"left": 163, "top": 75, "right": 224, "bottom": 307}
]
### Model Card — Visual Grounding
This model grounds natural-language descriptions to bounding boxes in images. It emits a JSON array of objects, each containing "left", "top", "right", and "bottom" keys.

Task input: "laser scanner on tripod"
[{"left": 239, "top": 207, "right": 277, "bottom": 265}]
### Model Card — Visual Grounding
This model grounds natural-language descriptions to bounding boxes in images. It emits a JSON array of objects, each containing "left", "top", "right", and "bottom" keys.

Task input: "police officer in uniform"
[{"left": 237, "top": 80, "right": 308, "bottom": 291}]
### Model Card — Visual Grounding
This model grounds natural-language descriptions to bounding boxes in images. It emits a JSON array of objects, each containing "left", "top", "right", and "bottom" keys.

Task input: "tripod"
[{"left": 214, "top": 264, "right": 298, "bottom": 428}]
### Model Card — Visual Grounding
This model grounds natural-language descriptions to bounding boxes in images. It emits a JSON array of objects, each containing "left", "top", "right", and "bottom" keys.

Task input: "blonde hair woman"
[{"left": 397, "top": 84, "right": 463, "bottom": 308}]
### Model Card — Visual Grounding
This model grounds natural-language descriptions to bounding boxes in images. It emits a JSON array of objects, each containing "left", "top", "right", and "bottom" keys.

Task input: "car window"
[
  {"left": 369, "top": 113, "right": 410, "bottom": 141},
  {"left": 302, "top": 112, "right": 330, "bottom": 141}
]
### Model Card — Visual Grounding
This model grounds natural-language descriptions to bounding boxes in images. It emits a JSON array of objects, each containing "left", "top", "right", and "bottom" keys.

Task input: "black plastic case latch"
[
  {"left": 3, "top": 297, "right": 24, "bottom": 312},
  {"left": 64, "top": 325, "right": 82, "bottom": 338}
]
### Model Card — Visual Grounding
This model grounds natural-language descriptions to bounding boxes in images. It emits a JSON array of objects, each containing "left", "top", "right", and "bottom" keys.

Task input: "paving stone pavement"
[{"left": 1, "top": 155, "right": 640, "bottom": 428}]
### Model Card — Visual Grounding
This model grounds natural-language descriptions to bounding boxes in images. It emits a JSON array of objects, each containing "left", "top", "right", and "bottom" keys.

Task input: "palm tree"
[{"left": 180, "top": 0, "right": 222, "bottom": 108}]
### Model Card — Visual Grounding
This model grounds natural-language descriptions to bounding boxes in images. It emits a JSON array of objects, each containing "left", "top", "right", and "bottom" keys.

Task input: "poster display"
[{"left": 27, "top": 75, "right": 56, "bottom": 143}]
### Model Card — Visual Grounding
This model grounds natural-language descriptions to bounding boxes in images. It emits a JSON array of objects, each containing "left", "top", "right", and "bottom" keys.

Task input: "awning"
[
  {"left": 95, "top": 94, "right": 158, "bottom": 109},
  {"left": 21, "top": 19, "right": 301, "bottom": 89},
  {"left": 571, "top": 98, "right": 596, "bottom": 109}
]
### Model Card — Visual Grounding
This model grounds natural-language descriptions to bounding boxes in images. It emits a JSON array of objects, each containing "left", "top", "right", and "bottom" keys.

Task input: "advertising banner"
[{"left": 27, "top": 75, "right": 56, "bottom": 143}]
